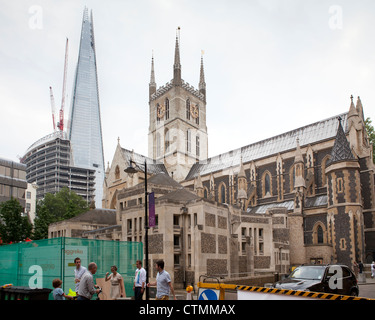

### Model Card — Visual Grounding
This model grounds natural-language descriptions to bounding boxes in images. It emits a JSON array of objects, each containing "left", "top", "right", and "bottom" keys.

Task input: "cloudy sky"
[{"left": 0, "top": 0, "right": 374, "bottom": 166}]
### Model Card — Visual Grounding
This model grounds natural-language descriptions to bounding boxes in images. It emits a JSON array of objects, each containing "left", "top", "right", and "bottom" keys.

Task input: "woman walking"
[{"left": 105, "top": 265, "right": 125, "bottom": 300}]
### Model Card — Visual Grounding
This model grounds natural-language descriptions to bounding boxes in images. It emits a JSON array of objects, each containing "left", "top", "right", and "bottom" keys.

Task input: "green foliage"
[
  {"left": 33, "top": 188, "right": 89, "bottom": 239},
  {"left": 0, "top": 198, "right": 32, "bottom": 244},
  {"left": 365, "top": 117, "right": 375, "bottom": 164}
]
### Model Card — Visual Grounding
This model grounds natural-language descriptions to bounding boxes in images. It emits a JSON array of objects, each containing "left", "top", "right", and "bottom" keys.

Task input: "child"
[{"left": 52, "top": 279, "right": 73, "bottom": 300}]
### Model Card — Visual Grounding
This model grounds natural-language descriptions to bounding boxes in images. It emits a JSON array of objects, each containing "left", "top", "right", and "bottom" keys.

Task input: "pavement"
[{"left": 358, "top": 276, "right": 375, "bottom": 299}]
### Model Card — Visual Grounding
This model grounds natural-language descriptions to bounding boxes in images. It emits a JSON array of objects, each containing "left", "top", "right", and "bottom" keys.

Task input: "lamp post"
[{"left": 124, "top": 159, "right": 150, "bottom": 300}]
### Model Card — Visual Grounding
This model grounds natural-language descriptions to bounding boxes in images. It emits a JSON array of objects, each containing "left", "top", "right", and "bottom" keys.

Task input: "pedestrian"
[
  {"left": 52, "top": 278, "right": 73, "bottom": 300},
  {"left": 358, "top": 261, "right": 364, "bottom": 274},
  {"left": 147, "top": 260, "right": 176, "bottom": 300},
  {"left": 105, "top": 265, "right": 125, "bottom": 300},
  {"left": 371, "top": 261, "right": 375, "bottom": 278},
  {"left": 353, "top": 261, "right": 359, "bottom": 278},
  {"left": 133, "top": 260, "right": 146, "bottom": 300},
  {"left": 77, "top": 262, "right": 101, "bottom": 300},
  {"left": 74, "top": 257, "right": 87, "bottom": 294}
]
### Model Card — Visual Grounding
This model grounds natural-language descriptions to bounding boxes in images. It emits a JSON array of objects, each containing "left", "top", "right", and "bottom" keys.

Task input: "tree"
[
  {"left": 33, "top": 188, "right": 89, "bottom": 239},
  {"left": 0, "top": 198, "right": 32, "bottom": 244},
  {"left": 365, "top": 117, "right": 375, "bottom": 164}
]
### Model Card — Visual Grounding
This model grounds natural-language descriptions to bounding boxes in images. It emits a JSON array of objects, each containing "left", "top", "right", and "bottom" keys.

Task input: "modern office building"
[
  {"left": 68, "top": 7, "right": 105, "bottom": 208},
  {"left": 23, "top": 131, "right": 95, "bottom": 203},
  {"left": 0, "top": 157, "right": 27, "bottom": 209}
]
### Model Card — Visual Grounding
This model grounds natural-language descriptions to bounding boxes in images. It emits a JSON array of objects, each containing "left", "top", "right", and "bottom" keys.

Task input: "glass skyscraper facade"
[{"left": 68, "top": 8, "right": 105, "bottom": 208}]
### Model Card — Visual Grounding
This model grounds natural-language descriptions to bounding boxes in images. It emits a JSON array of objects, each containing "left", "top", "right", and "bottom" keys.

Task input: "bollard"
[{"left": 186, "top": 285, "right": 193, "bottom": 300}]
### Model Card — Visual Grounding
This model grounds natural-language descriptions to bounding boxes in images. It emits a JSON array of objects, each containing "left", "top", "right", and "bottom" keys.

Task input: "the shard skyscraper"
[{"left": 68, "top": 8, "right": 105, "bottom": 208}]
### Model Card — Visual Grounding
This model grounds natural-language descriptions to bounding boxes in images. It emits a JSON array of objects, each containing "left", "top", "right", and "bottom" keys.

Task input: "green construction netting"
[{"left": 0, "top": 237, "right": 143, "bottom": 299}]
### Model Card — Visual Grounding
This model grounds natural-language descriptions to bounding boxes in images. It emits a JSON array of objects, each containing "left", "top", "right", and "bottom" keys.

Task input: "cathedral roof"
[
  {"left": 185, "top": 112, "right": 348, "bottom": 180},
  {"left": 157, "top": 187, "right": 200, "bottom": 203},
  {"left": 51, "top": 208, "right": 117, "bottom": 225},
  {"left": 245, "top": 194, "right": 328, "bottom": 214},
  {"left": 145, "top": 172, "right": 183, "bottom": 188},
  {"left": 121, "top": 148, "right": 168, "bottom": 175}
]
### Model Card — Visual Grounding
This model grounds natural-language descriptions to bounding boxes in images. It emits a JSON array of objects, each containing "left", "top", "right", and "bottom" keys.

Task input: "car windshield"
[{"left": 289, "top": 266, "right": 326, "bottom": 280}]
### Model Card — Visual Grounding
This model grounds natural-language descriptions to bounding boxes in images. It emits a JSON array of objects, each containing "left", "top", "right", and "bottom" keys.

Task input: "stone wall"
[
  {"left": 149, "top": 234, "right": 163, "bottom": 254},
  {"left": 201, "top": 233, "right": 216, "bottom": 254},
  {"left": 207, "top": 259, "right": 227, "bottom": 276}
]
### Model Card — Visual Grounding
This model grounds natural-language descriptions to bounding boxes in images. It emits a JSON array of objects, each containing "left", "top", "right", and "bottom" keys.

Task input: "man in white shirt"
[
  {"left": 147, "top": 260, "right": 176, "bottom": 300},
  {"left": 74, "top": 257, "right": 87, "bottom": 293},
  {"left": 133, "top": 260, "right": 146, "bottom": 300}
]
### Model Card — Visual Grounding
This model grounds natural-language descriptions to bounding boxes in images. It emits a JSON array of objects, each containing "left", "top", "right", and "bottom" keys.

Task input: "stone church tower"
[
  {"left": 148, "top": 35, "right": 208, "bottom": 182},
  {"left": 326, "top": 115, "right": 365, "bottom": 267}
]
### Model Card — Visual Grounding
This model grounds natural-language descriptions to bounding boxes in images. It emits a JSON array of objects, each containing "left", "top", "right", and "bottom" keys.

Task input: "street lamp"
[{"left": 124, "top": 159, "right": 150, "bottom": 300}]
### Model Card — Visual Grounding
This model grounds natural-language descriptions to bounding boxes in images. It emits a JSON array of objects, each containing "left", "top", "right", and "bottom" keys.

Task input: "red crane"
[{"left": 50, "top": 38, "right": 69, "bottom": 132}]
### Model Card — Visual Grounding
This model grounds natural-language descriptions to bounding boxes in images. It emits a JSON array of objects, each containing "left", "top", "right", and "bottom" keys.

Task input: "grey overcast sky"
[{"left": 0, "top": 0, "right": 374, "bottom": 165}]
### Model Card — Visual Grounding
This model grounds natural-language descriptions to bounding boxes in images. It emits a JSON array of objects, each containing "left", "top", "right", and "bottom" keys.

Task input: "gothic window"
[
  {"left": 196, "top": 134, "right": 200, "bottom": 157},
  {"left": 317, "top": 225, "right": 324, "bottom": 244},
  {"left": 203, "top": 187, "right": 208, "bottom": 199},
  {"left": 165, "top": 98, "right": 169, "bottom": 120},
  {"left": 313, "top": 222, "right": 326, "bottom": 244},
  {"left": 265, "top": 174, "right": 271, "bottom": 195},
  {"left": 218, "top": 182, "right": 226, "bottom": 204},
  {"left": 262, "top": 171, "right": 272, "bottom": 197},
  {"left": 156, "top": 103, "right": 161, "bottom": 124},
  {"left": 290, "top": 165, "right": 296, "bottom": 192},
  {"left": 337, "top": 178, "right": 344, "bottom": 193},
  {"left": 156, "top": 133, "right": 161, "bottom": 158},
  {"left": 186, "top": 99, "right": 191, "bottom": 120},
  {"left": 195, "top": 105, "right": 199, "bottom": 125},
  {"left": 186, "top": 129, "right": 191, "bottom": 153},
  {"left": 165, "top": 129, "right": 170, "bottom": 153},
  {"left": 115, "top": 165, "right": 120, "bottom": 180}
]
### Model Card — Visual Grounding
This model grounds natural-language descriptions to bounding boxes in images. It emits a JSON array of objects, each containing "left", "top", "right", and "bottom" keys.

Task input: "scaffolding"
[{"left": 0, "top": 237, "right": 143, "bottom": 299}]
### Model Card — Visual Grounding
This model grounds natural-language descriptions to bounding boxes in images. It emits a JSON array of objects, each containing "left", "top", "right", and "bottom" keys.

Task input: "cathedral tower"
[{"left": 148, "top": 33, "right": 208, "bottom": 182}]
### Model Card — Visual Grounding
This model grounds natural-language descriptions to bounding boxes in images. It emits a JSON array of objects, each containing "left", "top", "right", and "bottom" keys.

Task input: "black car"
[{"left": 274, "top": 264, "right": 359, "bottom": 296}]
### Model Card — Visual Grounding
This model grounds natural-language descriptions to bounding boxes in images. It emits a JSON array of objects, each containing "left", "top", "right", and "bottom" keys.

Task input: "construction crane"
[
  {"left": 49, "top": 86, "right": 56, "bottom": 131},
  {"left": 57, "top": 38, "right": 69, "bottom": 132},
  {"left": 50, "top": 38, "right": 68, "bottom": 132}
]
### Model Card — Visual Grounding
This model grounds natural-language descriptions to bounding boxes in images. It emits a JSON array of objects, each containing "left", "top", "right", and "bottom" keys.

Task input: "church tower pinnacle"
[
  {"left": 149, "top": 53, "right": 156, "bottom": 101},
  {"left": 199, "top": 54, "right": 206, "bottom": 102},
  {"left": 172, "top": 30, "right": 182, "bottom": 86}
]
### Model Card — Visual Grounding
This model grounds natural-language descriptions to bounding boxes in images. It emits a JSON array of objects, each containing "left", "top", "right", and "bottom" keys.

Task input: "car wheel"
[{"left": 350, "top": 289, "right": 358, "bottom": 297}]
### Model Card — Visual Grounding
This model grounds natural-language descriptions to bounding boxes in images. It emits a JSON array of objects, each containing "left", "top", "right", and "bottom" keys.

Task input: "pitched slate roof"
[
  {"left": 52, "top": 209, "right": 117, "bottom": 225},
  {"left": 133, "top": 172, "right": 182, "bottom": 189},
  {"left": 246, "top": 200, "right": 294, "bottom": 214},
  {"left": 157, "top": 188, "right": 200, "bottom": 203},
  {"left": 121, "top": 148, "right": 168, "bottom": 175},
  {"left": 147, "top": 172, "right": 183, "bottom": 188},
  {"left": 185, "top": 112, "right": 348, "bottom": 181}
]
